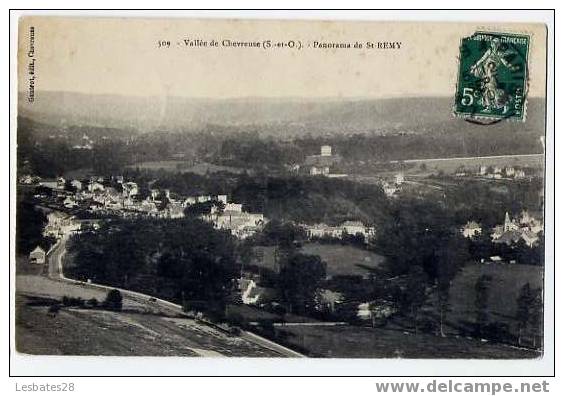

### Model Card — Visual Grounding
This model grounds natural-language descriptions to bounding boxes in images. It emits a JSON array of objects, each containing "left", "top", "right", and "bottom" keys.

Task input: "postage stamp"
[{"left": 454, "top": 31, "right": 530, "bottom": 122}]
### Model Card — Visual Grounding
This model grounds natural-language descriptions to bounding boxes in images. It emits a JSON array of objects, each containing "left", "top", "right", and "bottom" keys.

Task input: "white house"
[
  {"left": 70, "top": 179, "right": 83, "bottom": 191},
  {"left": 224, "top": 203, "right": 243, "bottom": 213},
  {"left": 461, "top": 221, "right": 482, "bottom": 238},
  {"left": 88, "top": 181, "right": 105, "bottom": 192},
  {"left": 395, "top": 172, "right": 405, "bottom": 185},
  {"left": 29, "top": 246, "right": 46, "bottom": 265}
]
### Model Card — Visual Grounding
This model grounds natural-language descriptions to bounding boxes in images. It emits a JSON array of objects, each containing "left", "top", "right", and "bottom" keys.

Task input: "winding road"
[{"left": 17, "top": 226, "right": 304, "bottom": 358}]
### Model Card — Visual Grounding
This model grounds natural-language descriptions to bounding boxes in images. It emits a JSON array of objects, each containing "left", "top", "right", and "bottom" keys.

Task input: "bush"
[
  {"left": 87, "top": 298, "right": 99, "bottom": 307},
  {"left": 48, "top": 304, "right": 61, "bottom": 314},
  {"left": 228, "top": 326, "right": 242, "bottom": 336},
  {"left": 62, "top": 296, "right": 72, "bottom": 306},
  {"left": 103, "top": 289, "right": 123, "bottom": 311},
  {"left": 226, "top": 312, "right": 246, "bottom": 328},
  {"left": 61, "top": 296, "right": 85, "bottom": 307}
]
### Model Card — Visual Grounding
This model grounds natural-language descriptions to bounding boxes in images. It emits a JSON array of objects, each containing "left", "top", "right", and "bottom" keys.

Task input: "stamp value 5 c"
[{"left": 454, "top": 31, "right": 530, "bottom": 122}]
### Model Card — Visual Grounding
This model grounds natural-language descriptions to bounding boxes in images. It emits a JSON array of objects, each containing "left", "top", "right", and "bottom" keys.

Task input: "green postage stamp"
[{"left": 454, "top": 31, "right": 530, "bottom": 122}]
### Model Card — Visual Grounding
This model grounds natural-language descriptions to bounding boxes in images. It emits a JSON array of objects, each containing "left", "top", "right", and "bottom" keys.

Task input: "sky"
[{"left": 18, "top": 17, "right": 547, "bottom": 99}]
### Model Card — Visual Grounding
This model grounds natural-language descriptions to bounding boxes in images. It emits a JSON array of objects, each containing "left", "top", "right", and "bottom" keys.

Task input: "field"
[
  {"left": 395, "top": 154, "right": 544, "bottom": 176},
  {"left": 447, "top": 262, "right": 544, "bottom": 334},
  {"left": 16, "top": 294, "right": 281, "bottom": 357},
  {"left": 271, "top": 323, "right": 540, "bottom": 359},
  {"left": 252, "top": 243, "right": 385, "bottom": 278},
  {"left": 127, "top": 160, "right": 245, "bottom": 175},
  {"left": 301, "top": 243, "right": 385, "bottom": 277}
]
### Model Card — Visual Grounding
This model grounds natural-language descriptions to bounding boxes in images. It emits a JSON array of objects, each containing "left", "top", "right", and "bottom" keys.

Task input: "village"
[{"left": 20, "top": 145, "right": 544, "bottom": 331}]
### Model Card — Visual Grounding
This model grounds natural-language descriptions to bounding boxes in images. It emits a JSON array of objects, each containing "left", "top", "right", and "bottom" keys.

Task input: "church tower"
[{"left": 504, "top": 212, "right": 512, "bottom": 232}]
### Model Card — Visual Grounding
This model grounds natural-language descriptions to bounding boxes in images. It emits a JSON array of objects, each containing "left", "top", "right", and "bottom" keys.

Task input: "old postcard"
[{"left": 14, "top": 15, "right": 549, "bottom": 367}]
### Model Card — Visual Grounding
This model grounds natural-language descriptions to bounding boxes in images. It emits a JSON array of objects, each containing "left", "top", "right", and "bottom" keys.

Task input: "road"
[{"left": 26, "top": 228, "right": 304, "bottom": 357}]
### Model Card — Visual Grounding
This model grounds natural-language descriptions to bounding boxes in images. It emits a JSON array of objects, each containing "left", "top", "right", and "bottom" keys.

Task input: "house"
[
  {"left": 224, "top": 202, "right": 243, "bottom": 212},
  {"left": 304, "top": 223, "right": 342, "bottom": 239},
  {"left": 521, "top": 230, "right": 540, "bottom": 247},
  {"left": 238, "top": 278, "right": 278, "bottom": 305},
  {"left": 122, "top": 182, "right": 139, "bottom": 197},
  {"left": 321, "top": 145, "right": 332, "bottom": 156},
  {"left": 357, "top": 300, "right": 396, "bottom": 322},
  {"left": 342, "top": 221, "right": 371, "bottom": 237},
  {"left": 57, "top": 177, "right": 66, "bottom": 188},
  {"left": 520, "top": 210, "right": 533, "bottom": 225},
  {"left": 492, "top": 211, "right": 543, "bottom": 246},
  {"left": 196, "top": 195, "right": 212, "bottom": 203},
  {"left": 40, "top": 179, "right": 59, "bottom": 190},
  {"left": 514, "top": 169, "right": 526, "bottom": 179},
  {"left": 303, "top": 221, "right": 374, "bottom": 240},
  {"left": 310, "top": 165, "right": 330, "bottom": 176},
  {"left": 213, "top": 211, "right": 266, "bottom": 239},
  {"left": 19, "top": 174, "right": 40, "bottom": 185},
  {"left": 519, "top": 210, "right": 544, "bottom": 233},
  {"left": 395, "top": 172, "right": 405, "bottom": 185},
  {"left": 29, "top": 246, "right": 46, "bottom": 265},
  {"left": 461, "top": 221, "right": 482, "bottom": 238},
  {"left": 166, "top": 203, "right": 185, "bottom": 219},
  {"left": 70, "top": 179, "right": 83, "bottom": 191},
  {"left": 88, "top": 181, "right": 105, "bottom": 192},
  {"left": 150, "top": 189, "right": 160, "bottom": 200},
  {"left": 303, "top": 146, "right": 341, "bottom": 176},
  {"left": 44, "top": 211, "right": 80, "bottom": 237},
  {"left": 63, "top": 196, "right": 77, "bottom": 209},
  {"left": 184, "top": 197, "right": 197, "bottom": 206},
  {"left": 494, "top": 230, "right": 522, "bottom": 246}
]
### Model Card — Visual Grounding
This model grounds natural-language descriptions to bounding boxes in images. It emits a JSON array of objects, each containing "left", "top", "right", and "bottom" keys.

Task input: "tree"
[
  {"left": 156, "top": 191, "right": 170, "bottom": 211},
  {"left": 529, "top": 288, "right": 544, "bottom": 349},
  {"left": 402, "top": 266, "right": 428, "bottom": 334},
  {"left": 256, "top": 220, "right": 306, "bottom": 248},
  {"left": 104, "top": 289, "right": 123, "bottom": 311},
  {"left": 16, "top": 200, "right": 48, "bottom": 255},
  {"left": 434, "top": 235, "right": 470, "bottom": 337},
  {"left": 516, "top": 283, "right": 543, "bottom": 348},
  {"left": 374, "top": 198, "right": 469, "bottom": 336},
  {"left": 184, "top": 201, "right": 214, "bottom": 217},
  {"left": 516, "top": 283, "right": 533, "bottom": 346},
  {"left": 278, "top": 253, "right": 327, "bottom": 314},
  {"left": 474, "top": 274, "right": 493, "bottom": 337}
]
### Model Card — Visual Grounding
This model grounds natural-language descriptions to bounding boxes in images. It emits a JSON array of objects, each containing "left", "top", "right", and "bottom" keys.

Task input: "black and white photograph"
[{"left": 9, "top": 12, "right": 554, "bottom": 378}]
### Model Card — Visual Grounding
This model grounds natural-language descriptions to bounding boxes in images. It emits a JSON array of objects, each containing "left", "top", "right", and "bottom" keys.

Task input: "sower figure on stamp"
[{"left": 470, "top": 38, "right": 518, "bottom": 113}]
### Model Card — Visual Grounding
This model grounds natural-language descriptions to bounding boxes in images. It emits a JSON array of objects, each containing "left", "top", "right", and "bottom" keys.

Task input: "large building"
[{"left": 303, "top": 145, "right": 342, "bottom": 176}]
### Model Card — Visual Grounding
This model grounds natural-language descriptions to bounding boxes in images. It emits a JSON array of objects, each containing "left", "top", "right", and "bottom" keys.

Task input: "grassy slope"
[
  {"left": 252, "top": 243, "right": 385, "bottom": 278},
  {"left": 274, "top": 324, "right": 540, "bottom": 359},
  {"left": 15, "top": 294, "right": 282, "bottom": 357}
]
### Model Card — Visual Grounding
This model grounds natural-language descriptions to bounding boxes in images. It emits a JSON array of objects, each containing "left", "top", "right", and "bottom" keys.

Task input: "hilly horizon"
[{"left": 18, "top": 91, "right": 546, "bottom": 139}]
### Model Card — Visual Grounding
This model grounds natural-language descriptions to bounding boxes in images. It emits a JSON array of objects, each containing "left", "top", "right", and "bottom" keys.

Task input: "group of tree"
[
  {"left": 372, "top": 197, "right": 470, "bottom": 336},
  {"left": 516, "top": 283, "right": 543, "bottom": 348},
  {"left": 67, "top": 217, "right": 239, "bottom": 315},
  {"left": 16, "top": 198, "right": 56, "bottom": 255},
  {"left": 277, "top": 253, "right": 327, "bottom": 315},
  {"left": 468, "top": 232, "right": 544, "bottom": 266}
]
